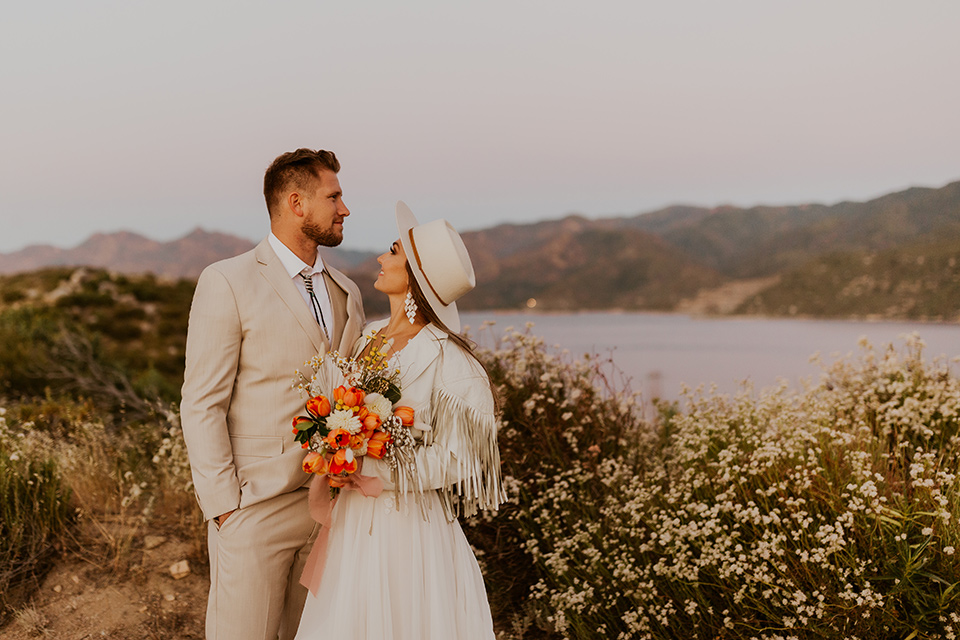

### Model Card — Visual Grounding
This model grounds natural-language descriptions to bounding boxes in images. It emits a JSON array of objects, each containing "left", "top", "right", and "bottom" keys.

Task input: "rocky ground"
[{"left": 1, "top": 528, "right": 207, "bottom": 640}]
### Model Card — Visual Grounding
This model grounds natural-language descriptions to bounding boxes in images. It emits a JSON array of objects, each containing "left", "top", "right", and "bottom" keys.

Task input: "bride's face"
[{"left": 374, "top": 241, "right": 410, "bottom": 294}]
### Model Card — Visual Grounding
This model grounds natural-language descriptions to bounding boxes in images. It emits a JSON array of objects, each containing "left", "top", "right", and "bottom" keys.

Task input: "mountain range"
[
  {"left": 3, "top": 178, "right": 960, "bottom": 320},
  {"left": 0, "top": 229, "right": 372, "bottom": 279}
]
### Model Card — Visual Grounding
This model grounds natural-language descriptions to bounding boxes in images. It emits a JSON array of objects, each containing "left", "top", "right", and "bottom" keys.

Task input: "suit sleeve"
[{"left": 180, "top": 266, "right": 243, "bottom": 521}]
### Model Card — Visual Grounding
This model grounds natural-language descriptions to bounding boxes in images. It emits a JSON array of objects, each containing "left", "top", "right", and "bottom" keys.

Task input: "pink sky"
[{"left": 2, "top": 1, "right": 959, "bottom": 254}]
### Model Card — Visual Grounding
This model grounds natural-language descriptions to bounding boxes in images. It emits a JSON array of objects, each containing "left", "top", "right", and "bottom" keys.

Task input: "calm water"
[{"left": 460, "top": 312, "right": 960, "bottom": 402}]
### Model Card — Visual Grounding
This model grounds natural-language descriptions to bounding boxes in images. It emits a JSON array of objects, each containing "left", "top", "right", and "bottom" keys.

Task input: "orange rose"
[
  {"left": 394, "top": 406, "right": 415, "bottom": 427},
  {"left": 324, "top": 428, "right": 352, "bottom": 449},
  {"left": 328, "top": 448, "right": 358, "bottom": 475},
  {"left": 306, "top": 395, "right": 331, "bottom": 418},
  {"left": 302, "top": 451, "right": 327, "bottom": 474},
  {"left": 292, "top": 415, "right": 313, "bottom": 433}
]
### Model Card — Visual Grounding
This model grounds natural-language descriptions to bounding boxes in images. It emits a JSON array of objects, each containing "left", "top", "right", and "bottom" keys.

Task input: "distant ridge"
[
  {"left": 0, "top": 229, "right": 374, "bottom": 279},
  {"left": 0, "top": 229, "right": 255, "bottom": 279},
  {"left": 3, "top": 177, "right": 960, "bottom": 319}
]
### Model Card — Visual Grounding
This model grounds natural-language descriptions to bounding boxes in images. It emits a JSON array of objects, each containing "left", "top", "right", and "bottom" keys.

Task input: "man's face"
[{"left": 300, "top": 169, "right": 349, "bottom": 247}]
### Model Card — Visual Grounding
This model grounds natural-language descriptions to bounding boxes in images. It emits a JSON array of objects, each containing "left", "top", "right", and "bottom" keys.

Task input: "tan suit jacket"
[{"left": 181, "top": 238, "right": 365, "bottom": 521}]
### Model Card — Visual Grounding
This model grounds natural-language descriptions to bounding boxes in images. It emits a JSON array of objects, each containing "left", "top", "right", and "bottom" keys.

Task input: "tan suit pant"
[{"left": 206, "top": 487, "right": 318, "bottom": 640}]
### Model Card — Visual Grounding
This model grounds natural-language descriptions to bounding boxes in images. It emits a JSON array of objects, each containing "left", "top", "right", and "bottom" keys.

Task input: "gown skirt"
[{"left": 293, "top": 487, "right": 496, "bottom": 640}]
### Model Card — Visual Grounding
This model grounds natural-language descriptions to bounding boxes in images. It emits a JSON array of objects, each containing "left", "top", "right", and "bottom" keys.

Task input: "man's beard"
[{"left": 302, "top": 221, "right": 343, "bottom": 247}]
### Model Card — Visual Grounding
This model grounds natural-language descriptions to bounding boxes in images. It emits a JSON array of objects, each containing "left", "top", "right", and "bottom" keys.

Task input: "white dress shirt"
[{"left": 268, "top": 233, "right": 334, "bottom": 340}]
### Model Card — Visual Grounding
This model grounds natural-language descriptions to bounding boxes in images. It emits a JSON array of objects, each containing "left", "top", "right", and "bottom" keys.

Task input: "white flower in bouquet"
[
  {"left": 326, "top": 409, "right": 363, "bottom": 434},
  {"left": 363, "top": 393, "right": 394, "bottom": 421}
]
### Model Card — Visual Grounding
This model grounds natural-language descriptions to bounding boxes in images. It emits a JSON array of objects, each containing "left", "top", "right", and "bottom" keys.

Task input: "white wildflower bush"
[
  {"left": 463, "top": 326, "right": 651, "bottom": 635},
  {"left": 498, "top": 332, "right": 960, "bottom": 639}
]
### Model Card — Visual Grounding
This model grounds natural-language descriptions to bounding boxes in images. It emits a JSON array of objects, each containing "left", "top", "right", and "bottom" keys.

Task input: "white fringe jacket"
[{"left": 358, "top": 320, "right": 506, "bottom": 520}]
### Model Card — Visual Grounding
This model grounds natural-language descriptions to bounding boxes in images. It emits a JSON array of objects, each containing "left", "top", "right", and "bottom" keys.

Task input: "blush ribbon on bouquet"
[{"left": 300, "top": 472, "right": 384, "bottom": 596}]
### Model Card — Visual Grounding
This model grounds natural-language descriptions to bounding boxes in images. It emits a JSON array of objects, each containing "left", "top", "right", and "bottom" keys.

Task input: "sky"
[{"left": 2, "top": 1, "right": 959, "bottom": 254}]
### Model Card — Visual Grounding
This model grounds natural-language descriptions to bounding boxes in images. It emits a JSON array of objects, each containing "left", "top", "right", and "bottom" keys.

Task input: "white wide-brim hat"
[{"left": 396, "top": 201, "right": 476, "bottom": 333}]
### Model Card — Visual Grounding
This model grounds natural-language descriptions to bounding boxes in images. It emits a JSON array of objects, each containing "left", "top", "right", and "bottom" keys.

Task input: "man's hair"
[{"left": 263, "top": 148, "right": 340, "bottom": 217}]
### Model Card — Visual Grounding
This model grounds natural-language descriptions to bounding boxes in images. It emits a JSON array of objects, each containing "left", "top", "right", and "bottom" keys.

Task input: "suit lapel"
[{"left": 255, "top": 240, "right": 327, "bottom": 354}]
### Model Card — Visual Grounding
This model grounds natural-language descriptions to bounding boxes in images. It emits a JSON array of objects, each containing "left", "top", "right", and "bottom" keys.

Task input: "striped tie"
[{"left": 300, "top": 272, "right": 330, "bottom": 342}]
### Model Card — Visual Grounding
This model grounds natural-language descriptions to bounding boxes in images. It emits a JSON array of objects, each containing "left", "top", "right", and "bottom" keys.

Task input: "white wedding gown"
[
  {"left": 294, "top": 325, "right": 498, "bottom": 640},
  {"left": 294, "top": 490, "right": 495, "bottom": 639}
]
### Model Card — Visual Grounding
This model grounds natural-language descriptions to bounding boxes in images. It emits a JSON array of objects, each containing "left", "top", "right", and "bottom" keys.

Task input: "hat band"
[{"left": 408, "top": 228, "right": 449, "bottom": 305}]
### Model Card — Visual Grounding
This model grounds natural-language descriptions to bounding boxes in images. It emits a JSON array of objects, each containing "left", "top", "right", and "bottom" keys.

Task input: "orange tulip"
[
  {"left": 366, "top": 439, "right": 386, "bottom": 459},
  {"left": 394, "top": 406, "right": 415, "bottom": 427},
  {"left": 370, "top": 430, "right": 391, "bottom": 444},
  {"left": 358, "top": 408, "right": 382, "bottom": 432},
  {"left": 306, "top": 395, "right": 331, "bottom": 418},
  {"left": 324, "top": 428, "right": 352, "bottom": 449},
  {"left": 349, "top": 433, "right": 365, "bottom": 449},
  {"left": 302, "top": 451, "right": 327, "bottom": 474},
  {"left": 329, "top": 448, "right": 357, "bottom": 475},
  {"left": 343, "top": 387, "right": 365, "bottom": 409},
  {"left": 366, "top": 430, "right": 391, "bottom": 459},
  {"left": 333, "top": 386, "right": 365, "bottom": 409}
]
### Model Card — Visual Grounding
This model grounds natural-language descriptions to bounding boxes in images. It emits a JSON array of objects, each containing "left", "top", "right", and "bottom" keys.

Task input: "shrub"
[
  {"left": 0, "top": 397, "right": 201, "bottom": 620},
  {"left": 484, "top": 332, "right": 960, "bottom": 639},
  {"left": 466, "top": 324, "right": 649, "bottom": 636},
  {"left": 0, "top": 407, "right": 75, "bottom": 621}
]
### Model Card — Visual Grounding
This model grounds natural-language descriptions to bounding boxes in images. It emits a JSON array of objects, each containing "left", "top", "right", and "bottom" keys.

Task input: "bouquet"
[{"left": 291, "top": 333, "right": 416, "bottom": 492}]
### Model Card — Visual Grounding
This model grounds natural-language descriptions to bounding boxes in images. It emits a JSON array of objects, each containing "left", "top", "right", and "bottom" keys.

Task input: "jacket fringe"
[{"left": 430, "top": 388, "right": 506, "bottom": 520}]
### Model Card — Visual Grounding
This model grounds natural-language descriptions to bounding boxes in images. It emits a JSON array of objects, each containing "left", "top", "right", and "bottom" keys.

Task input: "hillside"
[
  {"left": 735, "top": 237, "right": 960, "bottom": 321},
  {"left": 0, "top": 229, "right": 374, "bottom": 279},
  {"left": 344, "top": 216, "right": 724, "bottom": 314},
  {"left": 619, "top": 180, "right": 960, "bottom": 278},
  {"left": 3, "top": 178, "right": 960, "bottom": 319}
]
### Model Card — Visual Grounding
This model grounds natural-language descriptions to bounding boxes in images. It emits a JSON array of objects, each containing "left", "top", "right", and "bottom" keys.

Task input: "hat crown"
[
  {"left": 409, "top": 219, "right": 476, "bottom": 305},
  {"left": 396, "top": 201, "right": 474, "bottom": 332}
]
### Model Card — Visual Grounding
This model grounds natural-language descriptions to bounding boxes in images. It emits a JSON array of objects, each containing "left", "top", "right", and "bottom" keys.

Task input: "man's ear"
[{"left": 287, "top": 192, "right": 303, "bottom": 217}]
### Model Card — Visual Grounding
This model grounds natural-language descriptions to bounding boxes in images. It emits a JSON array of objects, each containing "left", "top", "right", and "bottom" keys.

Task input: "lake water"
[{"left": 460, "top": 312, "right": 960, "bottom": 402}]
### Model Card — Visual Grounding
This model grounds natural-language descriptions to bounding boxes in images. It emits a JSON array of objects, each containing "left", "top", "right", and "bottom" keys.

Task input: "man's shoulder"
[{"left": 199, "top": 242, "right": 264, "bottom": 280}]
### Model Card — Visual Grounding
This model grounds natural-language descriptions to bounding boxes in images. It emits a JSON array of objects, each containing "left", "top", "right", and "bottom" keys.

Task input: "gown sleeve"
[{"left": 362, "top": 343, "right": 506, "bottom": 519}]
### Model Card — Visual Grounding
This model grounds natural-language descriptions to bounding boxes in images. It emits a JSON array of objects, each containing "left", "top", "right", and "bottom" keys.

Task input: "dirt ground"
[{"left": 1, "top": 530, "right": 208, "bottom": 640}]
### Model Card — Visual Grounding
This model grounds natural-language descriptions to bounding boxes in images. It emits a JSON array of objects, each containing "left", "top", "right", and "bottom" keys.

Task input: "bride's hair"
[{"left": 405, "top": 262, "right": 501, "bottom": 411}]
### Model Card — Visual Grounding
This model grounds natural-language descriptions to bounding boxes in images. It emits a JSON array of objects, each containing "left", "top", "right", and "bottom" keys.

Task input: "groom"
[{"left": 181, "top": 148, "right": 365, "bottom": 640}]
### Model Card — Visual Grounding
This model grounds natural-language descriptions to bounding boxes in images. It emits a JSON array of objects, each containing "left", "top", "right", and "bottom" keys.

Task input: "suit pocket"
[{"left": 230, "top": 434, "right": 284, "bottom": 459}]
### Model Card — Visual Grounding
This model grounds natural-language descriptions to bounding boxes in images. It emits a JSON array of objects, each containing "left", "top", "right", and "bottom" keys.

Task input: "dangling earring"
[{"left": 404, "top": 290, "right": 417, "bottom": 324}]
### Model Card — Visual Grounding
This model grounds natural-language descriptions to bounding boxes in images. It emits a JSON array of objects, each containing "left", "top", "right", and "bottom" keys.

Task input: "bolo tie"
[{"left": 299, "top": 272, "right": 330, "bottom": 342}]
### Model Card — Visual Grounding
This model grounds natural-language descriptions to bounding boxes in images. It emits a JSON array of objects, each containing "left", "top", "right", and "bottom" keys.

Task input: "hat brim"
[{"left": 396, "top": 201, "right": 461, "bottom": 333}]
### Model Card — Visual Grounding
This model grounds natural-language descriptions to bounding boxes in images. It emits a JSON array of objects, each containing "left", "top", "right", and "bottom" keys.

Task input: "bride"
[{"left": 293, "top": 202, "right": 506, "bottom": 640}]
